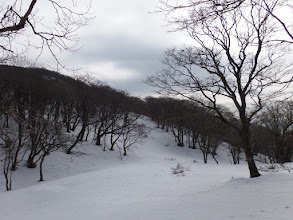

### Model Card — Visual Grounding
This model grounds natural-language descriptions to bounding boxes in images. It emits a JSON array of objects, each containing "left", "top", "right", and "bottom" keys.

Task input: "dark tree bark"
[
  {"left": 66, "top": 125, "right": 87, "bottom": 154},
  {"left": 241, "top": 124, "right": 261, "bottom": 177}
]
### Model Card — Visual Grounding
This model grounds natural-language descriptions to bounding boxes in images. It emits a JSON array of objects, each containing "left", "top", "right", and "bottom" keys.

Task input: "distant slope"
[{"left": 0, "top": 65, "right": 77, "bottom": 85}]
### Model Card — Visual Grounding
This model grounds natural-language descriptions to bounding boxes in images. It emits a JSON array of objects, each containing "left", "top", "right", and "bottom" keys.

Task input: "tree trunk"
[
  {"left": 212, "top": 153, "right": 219, "bottom": 164},
  {"left": 4, "top": 151, "right": 12, "bottom": 191},
  {"left": 110, "top": 133, "right": 115, "bottom": 151},
  {"left": 245, "top": 151, "right": 260, "bottom": 178},
  {"left": 202, "top": 150, "right": 208, "bottom": 163},
  {"left": 39, "top": 154, "right": 46, "bottom": 181},
  {"left": 85, "top": 126, "right": 91, "bottom": 141},
  {"left": 27, "top": 155, "right": 37, "bottom": 168},
  {"left": 12, "top": 123, "right": 23, "bottom": 171},
  {"left": 95, "top": 135, "right": 101, "bottom": 146},
  {"left": 66, "top": 120, "right": 70, "bottom": 133},
  {"left": 236, "top": 146, "right": 240, "bottom": 164},
  {"left": 66, "top": 125, "right": 86, "bottom": 154},
  {"left": 241, "top": 125, "right": 261, "bottom": 178}
]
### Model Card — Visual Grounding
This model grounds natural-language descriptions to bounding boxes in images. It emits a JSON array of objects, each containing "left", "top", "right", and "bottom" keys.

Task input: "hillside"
[{"left": 0, "top": 119, "right": 293, "bottom": 220}]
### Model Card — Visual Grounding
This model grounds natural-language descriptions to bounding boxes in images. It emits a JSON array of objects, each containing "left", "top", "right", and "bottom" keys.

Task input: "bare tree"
[
  {"left": 193, "top": 109, "right": 222, "bottom": 164},
  {"left": 0, "top": 105, "right": 27, "bottom": 190},
  {"left": 0, "top": 84, "right": 29, "bottom": 170},
  {"left": 258, "top": 101, "right": 293, "bottom": 163},
  {"left": 148, "top": 0, "right": 293, "bottom": 177},
  {"left": 158, "top": 0, "right": 293, "bottom": 40},
  {"left": 66, "top": 77, "right": 94, "bottom": 154},
  {"left": 0, "top": 0, "right": 92, "bottom": 68},
  {"left": 36, "top": 121, "right": 67, "bottom": 182},
  {"left": 0, "top": 135, "right": 14, "bottom": 191},
  {"left": 119, "top": 113, "right": 147, "bottom": 156}
]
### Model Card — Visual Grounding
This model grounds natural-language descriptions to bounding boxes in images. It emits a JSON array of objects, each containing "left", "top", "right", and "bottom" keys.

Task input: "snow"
[{"left": 0, "top": 119, "right": 293, "bottom": 219}]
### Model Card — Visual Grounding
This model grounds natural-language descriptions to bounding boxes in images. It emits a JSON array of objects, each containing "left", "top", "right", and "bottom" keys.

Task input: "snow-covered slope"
[{"left": 0, "top": 120, "right": 293, "bottom": 220}]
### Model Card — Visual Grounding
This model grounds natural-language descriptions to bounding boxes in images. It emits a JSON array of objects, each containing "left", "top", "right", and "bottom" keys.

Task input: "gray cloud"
[
  {"left": 59, "top": 0, "right": 187, "bottom": 97},
  {"left": 79, "top": 32, "right": 165, "bottom": 70},
  {"left": 106, "top": 77, "right": 154, "bottom": 98}
]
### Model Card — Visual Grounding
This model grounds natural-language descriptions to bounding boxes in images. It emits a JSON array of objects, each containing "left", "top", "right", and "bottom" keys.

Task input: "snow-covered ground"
[{"left": 0, "top": 120, "right": 293, "bottom": 219}]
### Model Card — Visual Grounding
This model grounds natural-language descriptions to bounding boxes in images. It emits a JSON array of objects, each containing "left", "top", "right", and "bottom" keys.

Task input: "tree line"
[{"left": 145, "top": 96, "right": 293, "bottom": 165}]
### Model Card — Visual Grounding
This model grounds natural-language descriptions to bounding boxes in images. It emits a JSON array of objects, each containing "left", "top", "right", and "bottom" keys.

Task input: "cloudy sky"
[
  {"left": 14, "top": 0, "right": 189, "bottom": 97},
  {"left": 55, "top": 0, "right": 188, "bottom": 97}
]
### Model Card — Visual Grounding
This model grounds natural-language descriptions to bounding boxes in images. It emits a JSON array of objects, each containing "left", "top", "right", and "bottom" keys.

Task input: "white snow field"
[{"left": 0, "top": 120, "right": 293, "bottom": 220}]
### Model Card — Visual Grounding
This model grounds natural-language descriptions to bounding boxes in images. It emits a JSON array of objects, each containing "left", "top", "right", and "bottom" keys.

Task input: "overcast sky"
[{"left": 54, "top": 0, "right": 188, "bottom": 97}]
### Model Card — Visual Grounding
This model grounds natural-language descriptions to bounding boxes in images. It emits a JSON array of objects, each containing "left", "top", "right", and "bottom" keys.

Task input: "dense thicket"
[{"left": 0, "top": 65, "right": 146, "bottom": 190}]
